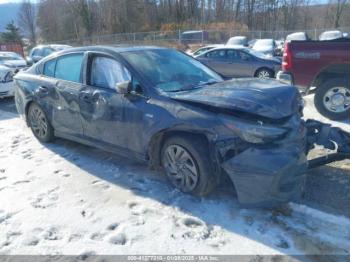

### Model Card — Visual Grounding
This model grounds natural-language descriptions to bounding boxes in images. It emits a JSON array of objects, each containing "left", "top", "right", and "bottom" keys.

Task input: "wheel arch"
[
  {"left": 148, "top": 129, "right": 212, "bottom": 171},
  {"left": 311, "top": 64, "right": 350, "bottom": 89}
]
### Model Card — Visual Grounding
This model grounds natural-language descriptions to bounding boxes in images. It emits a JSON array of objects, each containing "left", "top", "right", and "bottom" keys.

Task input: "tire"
[
  {"left": 255, "top": 68, "right": 274, "bottom": 79},
  {"left": 27, "top": 103, "right": 54, "bottom": 143},
  {"left": 314, "top": 78, "right": 350, "bottom": 120},
  {"left": 161, "top": 135, "right": 218, "bottom": 196}
]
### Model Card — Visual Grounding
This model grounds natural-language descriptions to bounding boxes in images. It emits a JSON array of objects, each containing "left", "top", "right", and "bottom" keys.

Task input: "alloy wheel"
[
  {"left": 162, "top": 144, "right": 199, "bottom": 192},
  {"left": 29, "top": 105, "right": 48, "bottom": 139},
  {"left": 258, "top": 70, "right": 271, "bottom": 79}
]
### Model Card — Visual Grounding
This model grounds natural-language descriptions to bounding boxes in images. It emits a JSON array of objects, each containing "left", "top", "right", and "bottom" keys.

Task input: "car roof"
[
  {"left": 0, "top": 51, "right": 18, "bottom": 56},
  {"left": 57, "top": 45, "right": 168, "bottom": 55}
]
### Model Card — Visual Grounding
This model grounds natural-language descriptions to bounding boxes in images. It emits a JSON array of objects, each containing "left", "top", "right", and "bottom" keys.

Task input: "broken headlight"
[{"left": 221, "top": 115, "right": 290, "bottom": 144}]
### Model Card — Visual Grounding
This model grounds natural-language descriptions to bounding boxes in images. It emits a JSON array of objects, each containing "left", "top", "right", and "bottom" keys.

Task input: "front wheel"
[
  {"left": 161, "top": 135, "right": 218, "bottom": 196},
  {"left": 28, "top": 103, "right": 54, "bottom": 142},
  {"left": 314, "top": 78, "right": 350, "bottom": 120}
]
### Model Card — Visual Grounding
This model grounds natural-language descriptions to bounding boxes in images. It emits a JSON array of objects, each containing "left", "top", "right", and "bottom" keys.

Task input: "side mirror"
[
  {"left": 115, "top": 80, "right": 131, "bottom": 94},
  {"left": 26, "top": 57, "right": 33, "bottom": 66}
]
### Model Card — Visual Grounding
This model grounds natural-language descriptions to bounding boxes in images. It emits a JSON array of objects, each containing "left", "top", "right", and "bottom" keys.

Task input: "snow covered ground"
[{"left": 0, "top": 95, "right": 349, "bottom": 256}]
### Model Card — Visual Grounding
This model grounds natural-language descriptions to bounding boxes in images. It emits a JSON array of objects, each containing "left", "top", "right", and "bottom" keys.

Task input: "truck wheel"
[
  {"left": 28, "top": 103, "right": 54, "bottom": 143},
  {"left": 161, "top": 135, "right": 218, "bottom": 196},
  {"left": 255, "top": 68, "right": 274, "bottom": 79},
  {"left": 314, "top": 78, "right": 350, "bottom": 120}
]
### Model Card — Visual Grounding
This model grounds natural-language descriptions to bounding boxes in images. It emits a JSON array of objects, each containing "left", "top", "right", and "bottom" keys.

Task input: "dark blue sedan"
[{"left": 14, "top": 46, "right": 310, "bottom": 207}]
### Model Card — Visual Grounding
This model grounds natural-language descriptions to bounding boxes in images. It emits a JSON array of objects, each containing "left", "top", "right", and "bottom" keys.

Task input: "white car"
[
  {"left": 0, "top": 64, "right": 15, "bottom": 98},
  {"left": 252, "top": 39, "right": 277, "bottom": 57},
  {"left": 190, "top": 44, "right": 224, "bottom": 57},
  {"left": 0, "top": 52, "right": 27, "bottom": 71}
]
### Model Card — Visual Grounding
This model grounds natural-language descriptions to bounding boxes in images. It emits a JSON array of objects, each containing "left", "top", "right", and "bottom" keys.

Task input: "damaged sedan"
[{"left": 14, "top": 46, "right": 350, "bottom": 207}]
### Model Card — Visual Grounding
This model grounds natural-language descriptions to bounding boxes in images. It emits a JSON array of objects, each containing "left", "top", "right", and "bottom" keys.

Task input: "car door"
[
  {"left": 48, "top": 52, "right": 85, "bottom": 136},
  {"left": 198, "top": 49, "right": 229, "bottom": 76},
  {"left": 230, "top": 50, "right": 256, "bottom": 77},
  {"left": 78, "top": 53, "right": 147, "bottom": 154}
]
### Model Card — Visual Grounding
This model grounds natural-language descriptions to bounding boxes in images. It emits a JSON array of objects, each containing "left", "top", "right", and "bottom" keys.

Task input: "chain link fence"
[{"left": 50, "top": 27, "right": 350, "bottom": 49}]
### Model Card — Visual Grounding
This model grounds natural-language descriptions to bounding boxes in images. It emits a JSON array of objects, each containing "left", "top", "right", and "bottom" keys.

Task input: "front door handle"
[
  {"left": 80, "top": 91, "right": 93, "bottom": 103},
  {"left": 38, "top": 86, "right": 49, "bottom": 93}
]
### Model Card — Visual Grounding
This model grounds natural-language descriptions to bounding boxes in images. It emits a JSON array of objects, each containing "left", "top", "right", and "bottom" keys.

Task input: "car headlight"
[{"left": 221, "top": 115, "right": 290, "bottom": 144}]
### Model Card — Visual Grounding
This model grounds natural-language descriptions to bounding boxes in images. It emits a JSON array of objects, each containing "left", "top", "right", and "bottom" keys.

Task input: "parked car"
[
  {"left": 226, "top": 36, "right": 248, "bottom": 46},
  {"left": 0, "top": 52, "right": 27, "bottom": 98},
  {"left": 248, "top": 39, "right": 257, "bottom": 48},
  {"left": 285, "top": 32, "right": 310, "bottom": 42},
  {"left": 0, "top": 64, "right": 15, "bottom": 97},
  {"left": 14, "top": 46, "right": 349, "bottom": 207},
  {"left": 27, "top": 44, "right": 72, "bottom": 64},
  {"left": 189, "top": 44, "right": 224, "bottom": 57},
  {"left": 0, "top": 51, "right": 27, "bottom": 71},
  {"left": 195, "top": 47, "right": 281, "bottom": 78},
  {"left": 319, "top": 30, "right": 344, "bottom": 41},
  {"left": 277, "top": 39, "right": 350, "bottom": 120},
  {"left": 180, "top": 30, "right": 208, "bottom": 45},
  {"left": 252, "top": 39, "right": 277, "bottom": 56}
]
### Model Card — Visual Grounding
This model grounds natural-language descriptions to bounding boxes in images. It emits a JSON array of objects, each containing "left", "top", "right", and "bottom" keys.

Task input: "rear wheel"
[
  {"left": 255, "top": 68, "right": 274, "bottom": 79},
  {"left": 314, "top": 78, "right": 350, "bottom": 120},
  {"left": 28, "top": 103, "right": 54, "bottom": 142},
  {"left": 161, "top": 135, "right": 218, "bottom": 196}
]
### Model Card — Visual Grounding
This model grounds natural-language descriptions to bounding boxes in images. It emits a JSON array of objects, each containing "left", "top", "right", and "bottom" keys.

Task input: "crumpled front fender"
[{"left": 222, "top": 145, "right": 308, "bottom": 207}]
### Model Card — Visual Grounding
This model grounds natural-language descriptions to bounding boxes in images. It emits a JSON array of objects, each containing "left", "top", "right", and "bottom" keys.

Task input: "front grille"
[{"left": 0, "top": 91, "right": 9, "bottom": 96}]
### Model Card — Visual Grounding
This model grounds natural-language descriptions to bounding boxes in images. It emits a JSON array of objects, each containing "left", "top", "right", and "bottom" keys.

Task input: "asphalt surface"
[{"left": 1, "top": 96, "right": 350, "bottom": 218}]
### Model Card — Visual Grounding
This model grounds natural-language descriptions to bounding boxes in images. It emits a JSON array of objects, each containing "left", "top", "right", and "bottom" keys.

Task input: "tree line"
[{"left": 1, "top": 0, "right": 349, "bottom": 46}]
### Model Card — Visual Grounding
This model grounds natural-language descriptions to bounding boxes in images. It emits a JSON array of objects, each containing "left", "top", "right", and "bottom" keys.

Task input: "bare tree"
[{"left": 18, "top": 0, "right": 37, "bottom": 45}]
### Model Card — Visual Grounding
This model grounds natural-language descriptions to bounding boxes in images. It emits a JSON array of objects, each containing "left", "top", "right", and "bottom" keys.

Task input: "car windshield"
[{"left": 121, "top": 49, "right": 223, "bottom": 92}]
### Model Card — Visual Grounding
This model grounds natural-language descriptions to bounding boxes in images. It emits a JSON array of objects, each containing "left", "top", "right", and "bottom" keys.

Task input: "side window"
[
  {"left": 238, "top": 51, "right": 251, "bottom": 61},
  {"left": 43, "top": 59, "right": 56, "bottom": 77},
  {"left": 206, "top": 50, "right": 226, "bottom": 59},
  {"left": 32, "top": 48, "right": 42, "bottom": 57},
  {"left": 226, "top": 50, "right": 238, "bottom": 59},
  {"left": 55, "top": 53, "right": 84, "bottom": 82},
  {"left": 90, "top": 56, "right": 131, "bottom": 89},
  {"left": 42, "top": 48, "right": 53, "bottom": 57}
]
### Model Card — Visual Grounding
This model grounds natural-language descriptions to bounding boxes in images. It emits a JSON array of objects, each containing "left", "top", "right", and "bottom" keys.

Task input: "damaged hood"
[{"left": 166, "top": 78, "right": 301, "bottom": 119}]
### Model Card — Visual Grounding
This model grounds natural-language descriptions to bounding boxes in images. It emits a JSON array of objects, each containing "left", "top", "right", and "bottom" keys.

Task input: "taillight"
[{"left": 282, "top": 42, "right": 292, "bottom": 71}]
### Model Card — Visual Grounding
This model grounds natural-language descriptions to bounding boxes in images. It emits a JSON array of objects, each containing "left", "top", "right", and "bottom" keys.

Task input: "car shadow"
[
  {"left": 0, "top": 97, "right": 18, "bottom": 121},
  {"left": 42, "top": 136, "right": 350, "bottom": 257}
]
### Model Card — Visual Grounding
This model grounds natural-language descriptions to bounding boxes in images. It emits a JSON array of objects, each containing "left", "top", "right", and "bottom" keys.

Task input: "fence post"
[
  {"left": 133, "top": 33, "right": 136, "bottom": 43},
  {"left": 201, "top": 30, "right": 204, "bottom": 45},
  {"left": 178, "top": 30, "right": 181, "bottom": 44},
  {"left": 314, "top": 28, "right": 317, "bottom": 40}
]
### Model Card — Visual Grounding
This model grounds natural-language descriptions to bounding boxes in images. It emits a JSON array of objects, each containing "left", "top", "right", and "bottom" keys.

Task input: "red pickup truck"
[{"left": 277, "top": 39, "right": 350, "bottom": 120}]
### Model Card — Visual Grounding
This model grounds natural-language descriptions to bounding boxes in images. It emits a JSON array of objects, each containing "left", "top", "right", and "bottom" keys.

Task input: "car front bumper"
[
  {"left": 222, "top": 144, "right": 307, "bottom": 207},
  {"left": 0, "top": 81, "right": 15, "bottom": 98},
  {"left": 222, "top": 143, "right": 307, "bottom": 207}
]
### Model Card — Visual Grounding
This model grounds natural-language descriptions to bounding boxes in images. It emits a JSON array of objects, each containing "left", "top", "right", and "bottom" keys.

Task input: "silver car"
[{"left": 195, "top": 47, "right": 281, "bottom": 79}]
